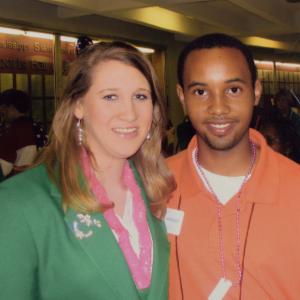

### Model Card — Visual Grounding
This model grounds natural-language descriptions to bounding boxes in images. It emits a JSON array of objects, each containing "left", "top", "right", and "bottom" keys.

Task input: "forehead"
[
  {"left": 90, "top": 59, "right": 149, "bottom": 86},
  {"left": 183, "top": 47, "right": 251, "bottom": 83}
]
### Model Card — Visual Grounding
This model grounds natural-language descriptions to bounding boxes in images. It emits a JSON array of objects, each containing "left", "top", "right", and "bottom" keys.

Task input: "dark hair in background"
[
  {"left": 0, "top": 89, "right": 31, "bottom": 113},
  {"left": 274, "top": 88, "right": 294, "bottom": 105},
  {"left": 177, "top": 33, "right": 258, "bottom": 88},
  {"left": 259, "top": 117, "right": 300, "bottom": 163},
  {"left": 76, "top": 36, "right": 93, "bottom": 56}
]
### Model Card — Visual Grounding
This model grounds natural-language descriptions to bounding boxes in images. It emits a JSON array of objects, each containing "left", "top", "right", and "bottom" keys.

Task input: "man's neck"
[{"left": 196, "top": 137, "right": 254, "bottom": 177}]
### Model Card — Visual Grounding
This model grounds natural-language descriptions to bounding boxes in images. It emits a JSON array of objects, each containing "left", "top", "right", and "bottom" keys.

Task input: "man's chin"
[{"left": 203, "top": 136, "right": 237, "bottom": 151}]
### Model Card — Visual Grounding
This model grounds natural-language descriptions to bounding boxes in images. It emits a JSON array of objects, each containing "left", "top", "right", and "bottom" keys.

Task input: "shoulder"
[
  {"left": 274, "top": 150, "right": 300, "bottom": 180},
  {"left": 167, "top": 150, "right": 187, "bottom": 171},
  {"left": 263, "top": 148, "right": 300, "bottom": 206},
  {"left": 0, "top": 164, "right": 61, "bottom": 216},
  {"left": 1, "top": 164, "right": 49, "bottom": 191}
]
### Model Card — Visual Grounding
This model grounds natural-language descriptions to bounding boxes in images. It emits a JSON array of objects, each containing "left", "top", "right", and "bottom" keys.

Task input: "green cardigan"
[{"left": 0, "top": 164, "right": 169, "bottom": 300}]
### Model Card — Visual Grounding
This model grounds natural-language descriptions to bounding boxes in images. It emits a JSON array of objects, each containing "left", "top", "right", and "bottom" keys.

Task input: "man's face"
[{"left": 177, "top": 47, "right": 261, "bottom": 152}]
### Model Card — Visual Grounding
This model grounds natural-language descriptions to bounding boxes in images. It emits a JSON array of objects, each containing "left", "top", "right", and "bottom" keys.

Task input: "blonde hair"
[{"left": 37, "top": 42, "right": 176, "bottom": 218}]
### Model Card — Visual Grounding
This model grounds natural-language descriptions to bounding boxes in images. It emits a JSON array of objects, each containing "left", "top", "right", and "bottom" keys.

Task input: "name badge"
[
  {"left": 208, "top": 277, "right": 232, "bottom": 300},
  {"left": 164, "top": 208, "right": 184, "bottom": 235}
]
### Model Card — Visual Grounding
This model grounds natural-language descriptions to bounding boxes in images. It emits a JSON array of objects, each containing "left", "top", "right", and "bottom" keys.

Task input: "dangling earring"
[
  {"left": 76, "top": 118, "right": 84, "bottom": 146},
  {"left": 146, "top": 132, "right": 151, "bottom": 140}
]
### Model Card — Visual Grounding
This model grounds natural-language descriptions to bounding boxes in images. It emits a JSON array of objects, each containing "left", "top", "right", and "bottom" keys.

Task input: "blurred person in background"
[
  {"left": 273, "top": 88, "right": 300, "bottom": 137},
  {"left": 259, "top": 117, "right": 300, "bottom": 163},
  {"left": 0, "top": 89, "right": 37, "bottom": 178}
]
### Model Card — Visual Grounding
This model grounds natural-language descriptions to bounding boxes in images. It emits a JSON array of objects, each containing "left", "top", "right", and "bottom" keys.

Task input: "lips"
[
  {"left": 211, "top": 123, "right": 230, "bottom": 129},
  {"left": 112, "top": 127, "right": 139, "bottom": 138},
  {"left": 113, "top": 127, "right": 137, "bottom": 133},
  {"left": 206, "top": 121, "right": 235, "bottom": 136}
]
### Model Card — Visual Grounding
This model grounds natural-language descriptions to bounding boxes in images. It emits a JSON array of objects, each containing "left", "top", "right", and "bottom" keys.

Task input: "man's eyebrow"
[
  {"left": 187, "top": 81, "right": 207, "bottom": 89},
  {"left": 225, "top": 78, "right": 247, "bottom": 84}
]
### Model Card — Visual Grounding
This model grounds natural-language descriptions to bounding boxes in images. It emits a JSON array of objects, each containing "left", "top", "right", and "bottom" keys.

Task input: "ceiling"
[{"left": 37, "top": 0, "right": 300, "bottom": 52}]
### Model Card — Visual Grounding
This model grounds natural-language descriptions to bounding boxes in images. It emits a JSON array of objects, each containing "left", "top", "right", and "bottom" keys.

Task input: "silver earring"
[
  {"left": 146, "top": 132, "right": 151, "bottom": 140},
  {"left": 76, "top": 119, "right": 84, "bottom": 146}
]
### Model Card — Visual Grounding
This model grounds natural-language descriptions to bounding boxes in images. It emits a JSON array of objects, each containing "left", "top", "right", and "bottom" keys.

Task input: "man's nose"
[{"left": 208, "top": 93, "right": 230, "bottom": 115}]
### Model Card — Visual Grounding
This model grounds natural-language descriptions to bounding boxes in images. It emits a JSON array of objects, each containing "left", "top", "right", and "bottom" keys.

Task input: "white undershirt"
[{"left": 192, "top": 148, "right": 245, "bottom": 205}]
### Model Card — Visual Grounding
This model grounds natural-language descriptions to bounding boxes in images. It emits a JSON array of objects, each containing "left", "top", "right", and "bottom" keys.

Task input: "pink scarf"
[{"left": 81, "top": 150, "right": 152, "bottom": 289}]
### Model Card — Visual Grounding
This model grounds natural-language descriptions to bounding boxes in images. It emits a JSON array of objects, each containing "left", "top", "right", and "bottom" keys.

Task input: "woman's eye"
[
  {"left": 103, "top": 94, "right": 117, "bottom": 101},
  {"left": 228, "top": 87, "right": 241, "bottom": 94},
  {"left": 135, "top": 94, "right": 148, "bottom": 101}
]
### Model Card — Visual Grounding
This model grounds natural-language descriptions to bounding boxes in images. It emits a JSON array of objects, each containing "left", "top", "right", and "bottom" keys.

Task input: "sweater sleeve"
[{"left": 0, "top": 187, "right": 39, "bottom": 300}]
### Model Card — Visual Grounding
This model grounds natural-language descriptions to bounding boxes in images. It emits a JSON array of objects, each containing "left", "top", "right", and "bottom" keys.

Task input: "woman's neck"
[{"left": 92, "top": 156, "right": 128, "bottom": 217}]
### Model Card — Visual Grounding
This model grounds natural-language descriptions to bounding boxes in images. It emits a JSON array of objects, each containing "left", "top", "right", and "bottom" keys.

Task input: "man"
[
  {"left": 167, "top": 33, "right": 300, "bottom": 299},
  {"left": 0, "top": 89, "right": 37, "bottom": 177}
]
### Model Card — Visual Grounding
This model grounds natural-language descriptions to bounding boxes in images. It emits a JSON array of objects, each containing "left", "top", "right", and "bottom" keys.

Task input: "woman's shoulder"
[
  {"left": 1, "top": 164, "right": 49, "bottom": 191},
  {"left": 0, "top": 164, "right": 61, "bottom": 214}
]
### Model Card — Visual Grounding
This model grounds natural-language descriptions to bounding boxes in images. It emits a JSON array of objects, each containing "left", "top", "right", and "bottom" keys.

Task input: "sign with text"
[{"left": 0, "top": 33, "right": 76, "bottom": 74}]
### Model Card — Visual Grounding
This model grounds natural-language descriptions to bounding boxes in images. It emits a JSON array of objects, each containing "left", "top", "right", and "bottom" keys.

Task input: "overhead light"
[
  {"left": 0, "top": 26, "right": 54, "bottom": 40},
  {"left": 60, "top": 36, "right": 77, "bottom": 43},
  {"left": 135, "top": 46, "right": 155, "bottom": 54},
  {"left": 26, "top": 31, "right": 54, "bottom": 40},
  {"left": 276, "top": 62, "right": 300, "bottom": 70},
  {"left": 254, "top": 60, "right": 274, "bottom": 69},
  {"left": 0, "top": 26, "right": 23, "bottom": 35}
]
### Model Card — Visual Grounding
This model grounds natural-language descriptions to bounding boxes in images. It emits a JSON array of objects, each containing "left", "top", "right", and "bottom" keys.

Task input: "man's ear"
[
  {"left": 74, "top": 99, "right": 84, "bottom": 119},
  {"left": 254, "top": 79, "right": 262, "bottom": 106},
  {"left": 177, "top": 83, "right": 186, "bottom": 114}
]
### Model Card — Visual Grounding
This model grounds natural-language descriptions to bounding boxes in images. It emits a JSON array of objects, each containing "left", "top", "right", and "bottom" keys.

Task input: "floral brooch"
[{"left": 72, "top": 213, "right": 102, "bottom": 240}]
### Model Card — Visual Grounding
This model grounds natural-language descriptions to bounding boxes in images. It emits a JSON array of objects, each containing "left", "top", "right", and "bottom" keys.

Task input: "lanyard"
[{"left": 194, "top": 141, "right": 256, "bottom": 286}]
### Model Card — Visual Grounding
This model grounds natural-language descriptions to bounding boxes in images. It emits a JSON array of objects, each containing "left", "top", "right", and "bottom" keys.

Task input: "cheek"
[
  {"left": 140, "top": 103, "right": 154, "bottom": 124},
  {"left": 187, "top": 103, "right": 205, "bottom": 121},
  {"left": 84, "top": 107, "right": 109, "bottom": 131}
]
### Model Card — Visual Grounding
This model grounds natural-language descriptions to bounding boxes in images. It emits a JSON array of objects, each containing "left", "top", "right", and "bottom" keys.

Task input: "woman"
[{"left": 0, "top": 42, "right": 175, "bottom": 299}]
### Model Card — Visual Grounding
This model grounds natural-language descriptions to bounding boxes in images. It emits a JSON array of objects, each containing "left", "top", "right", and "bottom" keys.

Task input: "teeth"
[
  {"left": 114, "top": 127, "right": 137, "bottom": 133},
  {"left": 211, "top": 123, "right": 229, "bottom": 129}
]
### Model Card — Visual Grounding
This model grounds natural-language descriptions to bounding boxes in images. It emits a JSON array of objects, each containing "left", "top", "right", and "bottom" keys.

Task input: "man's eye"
[
  {"left": 194, "top": 89, "right": 207, "bottom": 96},
  {"left": 103, "top": 94, "right": 117, "bottom": 101},
  {"left": 228, "top": 87, "right": 241, "bottom": 94}
]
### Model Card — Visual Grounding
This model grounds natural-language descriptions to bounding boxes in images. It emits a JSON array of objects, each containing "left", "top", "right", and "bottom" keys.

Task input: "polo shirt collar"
[{"left": 178, "top": 129, "right": 279, "bottom": 204}]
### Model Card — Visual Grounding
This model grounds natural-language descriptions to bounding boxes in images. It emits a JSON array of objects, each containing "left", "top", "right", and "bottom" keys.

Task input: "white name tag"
[
  {"left": 208, "top": 277, "right": 232, "bottom": 300},
  {"left": 164, "top": 208, "right": 184, "bottom": 235}
]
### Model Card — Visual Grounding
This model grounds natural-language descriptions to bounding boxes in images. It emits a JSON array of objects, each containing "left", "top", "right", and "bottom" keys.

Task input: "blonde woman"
[{"left": 0, "top": 42, "right": 175, "bottom": 300}]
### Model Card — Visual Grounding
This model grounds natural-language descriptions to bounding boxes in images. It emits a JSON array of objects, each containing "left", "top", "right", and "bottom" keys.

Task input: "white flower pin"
[{"left": 72, "top": 213, "right": 102, "bottom": 239}]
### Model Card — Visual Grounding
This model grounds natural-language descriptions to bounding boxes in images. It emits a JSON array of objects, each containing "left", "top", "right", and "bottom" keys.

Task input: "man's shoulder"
[
  {"left": 275, "top": 150, "right": 300, "bottom": 177},
  {"left": 167, "top": 150, "right": 188, "bottom": 171}
]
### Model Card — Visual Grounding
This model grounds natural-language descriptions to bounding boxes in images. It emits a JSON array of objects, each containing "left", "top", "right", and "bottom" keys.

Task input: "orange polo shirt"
[{"left": 167, "top": 129, "right": 300, "bottom": 300}]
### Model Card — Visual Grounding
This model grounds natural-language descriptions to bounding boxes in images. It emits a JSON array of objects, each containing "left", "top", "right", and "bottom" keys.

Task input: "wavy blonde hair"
[{"left": 37, "top": 42, "right": 176, "bottom": 218}]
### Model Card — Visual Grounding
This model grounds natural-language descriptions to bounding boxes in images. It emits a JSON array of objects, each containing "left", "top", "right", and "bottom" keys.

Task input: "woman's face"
[{"left": 74, "top": 59, "right": 153, "bottom": 164}]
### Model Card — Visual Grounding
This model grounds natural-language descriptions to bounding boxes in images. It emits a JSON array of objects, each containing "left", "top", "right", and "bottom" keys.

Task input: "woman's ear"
[{"left": 74, "top": 99, "right": 84, "bottom": 119}]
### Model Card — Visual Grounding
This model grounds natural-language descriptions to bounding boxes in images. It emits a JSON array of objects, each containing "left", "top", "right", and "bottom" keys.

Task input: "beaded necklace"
[
  {"left": 194, "top": 140, "right": 256, "bottom": 286},
  {"left": 81, "top": 149, "right": 152, "bottom": 290}
]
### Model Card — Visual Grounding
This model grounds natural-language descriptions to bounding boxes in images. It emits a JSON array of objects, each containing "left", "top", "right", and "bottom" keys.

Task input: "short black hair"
[
  {"left": 177, "top": 33, "right": 257, "bottom": 88},
  {"left": 0, "top": 89, "right": 31, "bottom": 113}
]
